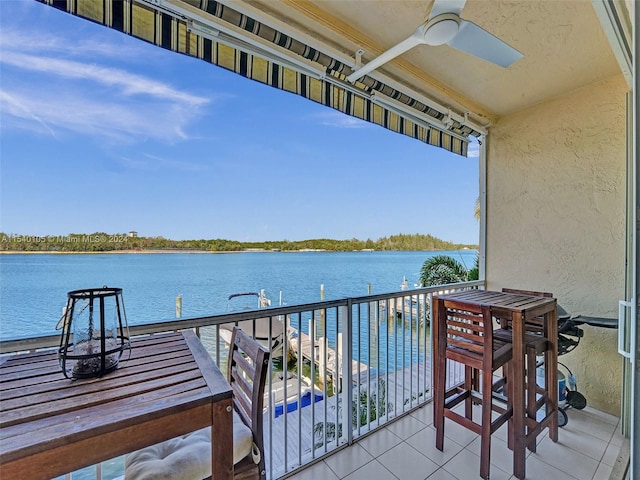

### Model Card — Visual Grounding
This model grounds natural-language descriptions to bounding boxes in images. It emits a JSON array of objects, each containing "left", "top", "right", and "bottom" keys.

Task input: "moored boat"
[
  {"left": 220, "top": 290, "right": 285, "bottom": 357},
  {"left": 266, "top": 372, "right": 324, "bottom": 418}
]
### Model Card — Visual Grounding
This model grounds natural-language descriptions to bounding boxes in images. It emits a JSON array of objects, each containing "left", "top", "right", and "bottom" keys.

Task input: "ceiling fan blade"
[
  {"left": 428, "top": 0, "right": 467, "bottom": 20},
  {"left": 448, "top": 19, "right": 523, "bottom": 67},
  {"left": 346, "top": 33, "right": 425, "bottom": 83}
]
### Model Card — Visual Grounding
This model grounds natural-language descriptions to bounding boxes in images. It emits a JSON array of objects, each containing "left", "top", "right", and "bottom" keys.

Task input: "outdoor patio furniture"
[
  {"left": 433, "top": 290, "right": 559, "bottom": 479},
  {"left": 125, "top": 327, "right": 270, "bottom": 480},
  {"left": 493, "top": 288, "right": 555, "bottom": 452},
  {"left": 0, "top": 331, "right": 234, "bottom": 480},
  {"left": 432, "top": 297, "right": 514, "bottom": 480}
]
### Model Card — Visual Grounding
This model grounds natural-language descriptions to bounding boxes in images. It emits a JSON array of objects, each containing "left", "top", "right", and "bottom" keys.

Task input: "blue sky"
[{"left": 0, "top": 1, "right": 479, "bottom": 244}]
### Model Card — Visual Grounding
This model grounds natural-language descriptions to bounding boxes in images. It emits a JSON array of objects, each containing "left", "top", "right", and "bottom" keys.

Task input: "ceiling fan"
[{"left": 346, "top": 0, "right": 523, "bottom": 83}]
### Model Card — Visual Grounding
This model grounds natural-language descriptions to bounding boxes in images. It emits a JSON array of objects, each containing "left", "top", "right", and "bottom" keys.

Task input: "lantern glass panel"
[{"left": 58, "top": 287, "right": 130, "bottom": 379}]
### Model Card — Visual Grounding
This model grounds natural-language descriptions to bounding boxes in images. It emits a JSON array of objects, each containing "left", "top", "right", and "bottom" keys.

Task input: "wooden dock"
[
  {"left": 288, "top": 329, "right": 369, "bottom": 387},
  {"left": 380, "top": 296, "right": 425, "bottom": 319}
]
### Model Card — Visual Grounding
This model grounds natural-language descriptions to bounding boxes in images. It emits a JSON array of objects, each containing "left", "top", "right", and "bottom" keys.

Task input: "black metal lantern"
[{"left": 57, "top": 287, "right": 131, "bottom": 379}]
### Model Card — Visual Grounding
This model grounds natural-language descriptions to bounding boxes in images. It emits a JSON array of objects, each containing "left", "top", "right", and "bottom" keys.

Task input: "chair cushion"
[{"left": 124, "top": 410, "right": 254, "bottom": 480}]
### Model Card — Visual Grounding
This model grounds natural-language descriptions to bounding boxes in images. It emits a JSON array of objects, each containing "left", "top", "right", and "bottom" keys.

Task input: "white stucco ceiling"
[{"left": 238, "top": 0, "right": 622, "bottom": 123}]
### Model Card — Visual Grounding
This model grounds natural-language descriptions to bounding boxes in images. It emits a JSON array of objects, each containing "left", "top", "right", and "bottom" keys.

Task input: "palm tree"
[
  {"left": 420, "top": 197, "right": 481, "bottom": 287},
  {"left": 467, "top": 254, "right": 479, "bottom": 281},
  {"left": 419, "top": 255, "right": 471, "bottom": 286}
]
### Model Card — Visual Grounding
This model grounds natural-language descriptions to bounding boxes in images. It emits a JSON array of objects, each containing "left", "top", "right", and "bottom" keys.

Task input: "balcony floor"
[{"left": 285, "top": 403, "right": 622, "bottom": 480}]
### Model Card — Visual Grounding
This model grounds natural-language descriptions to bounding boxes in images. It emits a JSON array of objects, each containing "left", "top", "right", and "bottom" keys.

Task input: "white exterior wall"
[{"left": 486, "top": 75, "right": 628, "bottom": 414}]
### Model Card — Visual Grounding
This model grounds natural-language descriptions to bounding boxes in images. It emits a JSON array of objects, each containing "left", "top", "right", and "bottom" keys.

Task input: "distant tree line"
[{"left": 0, "top": 232, "right": 476, "bottom": 253}]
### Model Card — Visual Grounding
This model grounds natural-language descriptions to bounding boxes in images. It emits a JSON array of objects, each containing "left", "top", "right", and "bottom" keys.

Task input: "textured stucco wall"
[{"left": 486, "top": 75, "right": 628, "bottom": 415}]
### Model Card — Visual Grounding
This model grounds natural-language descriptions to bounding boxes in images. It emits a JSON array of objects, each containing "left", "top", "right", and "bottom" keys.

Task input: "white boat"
[
  {"left": 265, "top": 372, "right": 324, "bottom": 418},
  {"left": 220, "top": 290, "right": 285, "bottom": 357}
]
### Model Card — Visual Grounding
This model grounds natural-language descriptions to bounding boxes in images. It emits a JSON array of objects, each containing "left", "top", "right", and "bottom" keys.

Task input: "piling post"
[
  {"left": 176, "top": 294, "right": 182, "bottom": 318},
  {"left": 319, "top": 336, "right": 327, "bottom": 387},
  {"left": 318, "top": 284, "right": 326, "bottom": 332}
]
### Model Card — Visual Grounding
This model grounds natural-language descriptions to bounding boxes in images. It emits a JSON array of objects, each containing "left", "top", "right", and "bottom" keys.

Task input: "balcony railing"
[{"left": 0, "top": 281, "right": 483, "bottom": 480}]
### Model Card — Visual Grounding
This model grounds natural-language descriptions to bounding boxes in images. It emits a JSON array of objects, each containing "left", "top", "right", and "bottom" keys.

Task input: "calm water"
[
  {"left": 3, "top": 250, "right": 476, "bottom": 480},
  {"left": 0, "top": 250, "right": 477, "bottom": 340}
]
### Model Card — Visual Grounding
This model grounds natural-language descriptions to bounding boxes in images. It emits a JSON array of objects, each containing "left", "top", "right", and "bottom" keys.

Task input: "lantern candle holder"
[{"left": 57, "top": 287, "right": 131, "bottom": 379}]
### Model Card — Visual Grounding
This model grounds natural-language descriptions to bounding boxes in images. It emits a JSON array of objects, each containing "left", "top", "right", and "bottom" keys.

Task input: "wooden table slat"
[
  {"left": 1, "top": 356, "right": 199, "bottom": 403},
  {"left": 1, "top": 384, "right": 213, "bottom": 460},
  {"left": 0, "top": 330, "right": 187, "bottom": 370},
  {"left": 0, "top": 331, "right": 234, "bottom": 480},
  {"left": 184, "top": 328, "right": 233, "bottom": 402},
  {"left": 1, "top": 374, "right": 209, "bottom": 438},
  {"left": 1, "top": 403, "right": 214, "bottom": 480},
  {"left": 0, "top": 334, "right": 188, "bottom": 376},
  {"left": 0, "top": 368, "right": 205, "bottom": 428}
]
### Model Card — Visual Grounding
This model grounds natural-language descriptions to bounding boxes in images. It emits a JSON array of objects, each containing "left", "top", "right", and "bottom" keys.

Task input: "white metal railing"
[{"left": 2, "top": 281, "right": 482, "bottom": 480}]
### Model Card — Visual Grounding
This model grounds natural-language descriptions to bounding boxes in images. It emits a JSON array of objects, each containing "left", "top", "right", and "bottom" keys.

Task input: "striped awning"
[{"left": 39, "top": 0, "right": 481, "bottom": 156}]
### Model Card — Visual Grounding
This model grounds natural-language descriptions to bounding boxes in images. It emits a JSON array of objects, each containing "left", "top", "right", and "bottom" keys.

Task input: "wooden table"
[
  {"left": 0, "top": 330, "right": 233, "bottom": 480},
  {"left": 432, "top": 289, "right": 558, "bottom": 480}
]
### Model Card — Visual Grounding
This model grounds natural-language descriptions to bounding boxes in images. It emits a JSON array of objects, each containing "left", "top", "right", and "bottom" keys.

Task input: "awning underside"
[{"left": 41, "top": 0, "right": 483, "bottom": 157}]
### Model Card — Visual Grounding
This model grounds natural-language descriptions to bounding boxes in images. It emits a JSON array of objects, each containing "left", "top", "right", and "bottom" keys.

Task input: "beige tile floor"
[{"left": 285, "top": 403, "right": 623, "bottom": 480}]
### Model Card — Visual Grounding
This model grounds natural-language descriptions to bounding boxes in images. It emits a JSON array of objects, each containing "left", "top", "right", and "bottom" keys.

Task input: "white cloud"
[
  {"left": 0, "top": 29, "right": 210, "bottom": 143},
  {"left": 2, "top": 52, "right": 208, "bottom": 107},
  {"left": 0, "top": 29, "right": 143, "bottom": 61},
  {"left": 313, "top": 111, "right": 369, "bottom": 129},
  {"left": 1, "top": 86, "right": 198, "bottom": 143},
  {"left": 0, "top": 91, "right": 56, "bottom": 137}
]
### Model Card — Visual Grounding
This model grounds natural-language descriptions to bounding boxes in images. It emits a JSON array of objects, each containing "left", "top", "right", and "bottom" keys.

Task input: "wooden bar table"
[
  {"left": 432, "top": 289, "right": 558, "bottom": 480},
  {"left": 0, "top": 330, "right": 233, "bottom": 480}
]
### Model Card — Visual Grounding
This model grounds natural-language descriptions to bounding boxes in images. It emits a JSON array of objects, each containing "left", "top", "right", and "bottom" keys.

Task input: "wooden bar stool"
[
  {"left": 493, "top": 288, "right": 554, "bottom": 453},
  {"left": 433, "top": 297, "right": 514, "bottom": 480}
]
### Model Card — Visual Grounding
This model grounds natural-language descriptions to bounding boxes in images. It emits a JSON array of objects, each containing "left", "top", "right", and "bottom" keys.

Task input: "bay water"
[
  {"left": 1, "top": 249, "right": 476, "bottom": 479},
  {"left": 0, "top": 250, "right": 477, "bottom": 340}
]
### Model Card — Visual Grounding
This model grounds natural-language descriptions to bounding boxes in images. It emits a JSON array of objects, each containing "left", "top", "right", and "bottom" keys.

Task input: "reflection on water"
[{"left": 1, "top": 250, "right": 476, "bottom": 340}]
